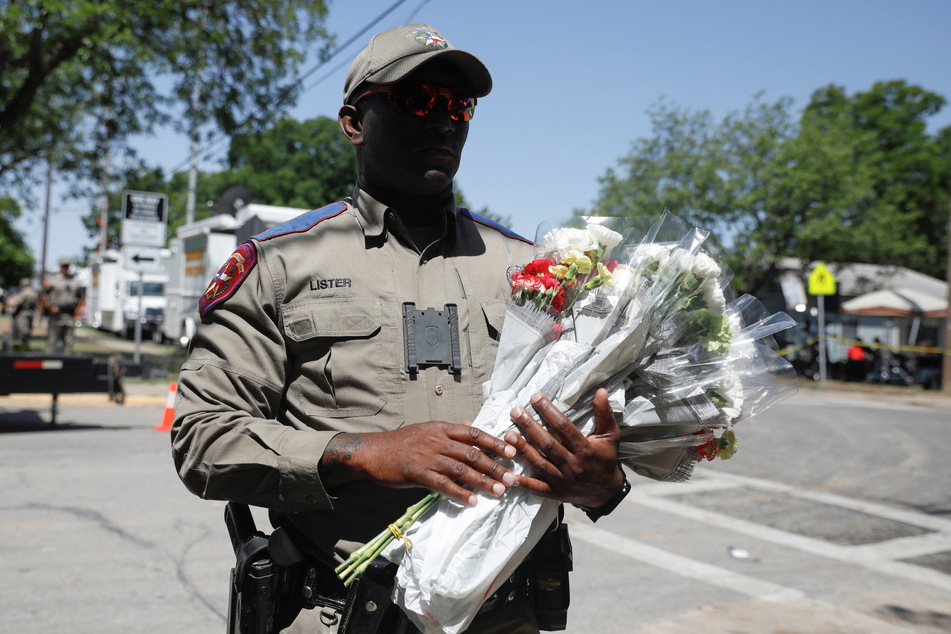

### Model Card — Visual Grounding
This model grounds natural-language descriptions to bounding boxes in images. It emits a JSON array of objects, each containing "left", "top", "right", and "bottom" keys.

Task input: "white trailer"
[
  {"left": 162, "top": 203, "right": 308, "bottom": 346},
  {"left": 84, "top": 249, "right": 170, "bottom": 340}
]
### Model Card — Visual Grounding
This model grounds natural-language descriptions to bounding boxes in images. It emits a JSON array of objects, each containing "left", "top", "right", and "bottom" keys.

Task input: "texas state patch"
[{"left": 199, "top": 242, "right": 257, "bottom": 317}]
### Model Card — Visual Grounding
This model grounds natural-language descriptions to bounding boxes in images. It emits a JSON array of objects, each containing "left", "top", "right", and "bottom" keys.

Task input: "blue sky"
[{"left": 21, "top": 0, "right": 951, "bottom": 267}]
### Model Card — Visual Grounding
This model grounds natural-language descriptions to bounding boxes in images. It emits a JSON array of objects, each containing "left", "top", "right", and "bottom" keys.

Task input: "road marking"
[
  {"left": 702, "top": 471, "right": 951, "bottom": 533},
  {"left": 570, "top": 522, "right": 917, "bottom": 634},
  {"left": 571, "top": 522, "right": 805, "bottom": 602},
  {"left": 625, "top": 471, "right": 951, "bottom": 592}
]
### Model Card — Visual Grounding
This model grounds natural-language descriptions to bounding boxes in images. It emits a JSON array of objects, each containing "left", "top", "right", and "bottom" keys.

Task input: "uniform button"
[{"left": 434, "top": 385, "right": 444, "bottom": 396}]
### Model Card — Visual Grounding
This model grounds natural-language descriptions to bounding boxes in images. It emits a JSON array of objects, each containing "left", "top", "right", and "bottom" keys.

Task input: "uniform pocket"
[
  {"left": 283, "top": 297, "right": 389, "bottom": 419},
  {"left": 468, "top": 299, "right": 508, "bottom": 393}
]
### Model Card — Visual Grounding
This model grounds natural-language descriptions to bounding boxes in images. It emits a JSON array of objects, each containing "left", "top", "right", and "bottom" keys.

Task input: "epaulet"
[
  {"left": 253, "top": 201, "right": 348, "bottom": 242},
  {"left": 459, "top": 208, "right": 533, "bottom": 244}
]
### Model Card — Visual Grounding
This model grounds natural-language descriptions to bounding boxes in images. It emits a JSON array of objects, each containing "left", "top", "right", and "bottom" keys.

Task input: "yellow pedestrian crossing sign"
[{"left": 808, "top": 262, "right": 836, "bottom": 296}]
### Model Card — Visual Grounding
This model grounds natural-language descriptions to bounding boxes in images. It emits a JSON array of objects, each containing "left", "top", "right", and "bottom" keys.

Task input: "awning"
[{"left": 840, "top": 287, "right": 947, "bottom": 319}]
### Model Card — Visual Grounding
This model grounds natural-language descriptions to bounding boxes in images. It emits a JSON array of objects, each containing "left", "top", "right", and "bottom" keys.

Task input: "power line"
[{"left": 168, "top": 0, "right": 413, "bottom": 175}]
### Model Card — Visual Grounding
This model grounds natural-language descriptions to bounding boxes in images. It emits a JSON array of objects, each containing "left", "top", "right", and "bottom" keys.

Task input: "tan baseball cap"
[{"left": 342, "top": 23, "right": 492, "bottom": 104}]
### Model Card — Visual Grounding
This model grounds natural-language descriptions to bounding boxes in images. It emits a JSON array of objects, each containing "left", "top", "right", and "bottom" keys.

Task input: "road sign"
[
  {"left": 124, "top": 246, "right": 162, "bottom": 273},
  {"left": 808, "top": 262, "right": 837, "bottom": 296},
  {"left": 121, "top": 190, "right": 168, "bottom": 247}
]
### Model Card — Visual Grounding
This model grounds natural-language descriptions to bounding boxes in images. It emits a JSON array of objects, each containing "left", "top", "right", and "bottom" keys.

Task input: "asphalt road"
[{"left": 1, "top": 387, "right": 949, "bottom": 633}]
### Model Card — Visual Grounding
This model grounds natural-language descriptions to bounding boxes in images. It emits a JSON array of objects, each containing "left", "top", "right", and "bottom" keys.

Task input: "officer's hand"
[
  {"left": 505, "top": 389, "right": 624, "bottom": 508},
  {"left": 321, "top": 423, "right": 518, "bottom": 507}
]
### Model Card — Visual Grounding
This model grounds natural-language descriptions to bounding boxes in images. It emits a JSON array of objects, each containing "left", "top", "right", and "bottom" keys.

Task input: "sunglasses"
[{"left": 352, "top": 82, "right": 477, "bottom": 122}]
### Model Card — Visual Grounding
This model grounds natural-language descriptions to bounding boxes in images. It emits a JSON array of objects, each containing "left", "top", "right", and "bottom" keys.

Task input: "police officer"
[
  {"left": 172, "top": 23, "right": 626, "bottom": 633},
  {"left": 9, "top": 277, "right": 39, "bottom": 351},
  {"left": 42, "top": 258, "right": 85, "bottom": 354}
]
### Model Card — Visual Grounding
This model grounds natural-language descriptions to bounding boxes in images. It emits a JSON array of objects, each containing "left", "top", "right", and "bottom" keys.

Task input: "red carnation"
[{"left": 523, "top": 259, "right": 555, "bottom": 277}]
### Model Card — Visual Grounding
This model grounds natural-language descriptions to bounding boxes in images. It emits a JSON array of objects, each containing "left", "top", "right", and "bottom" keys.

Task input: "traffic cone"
[{"left": 154, "top": 382, "right": 178, "bottom": 432}]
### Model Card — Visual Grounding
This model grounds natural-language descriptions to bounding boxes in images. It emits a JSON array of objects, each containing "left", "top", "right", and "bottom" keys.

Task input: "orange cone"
[{"left": 154, "top": 382, "right": 178, "bottom": 432}]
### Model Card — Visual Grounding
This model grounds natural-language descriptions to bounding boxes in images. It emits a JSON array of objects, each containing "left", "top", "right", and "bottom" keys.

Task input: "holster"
[
  {"left": 337, "top": 557, "right": 413, "bottom": 634},
  {"left": 223, "top": 503, "right": 574, "bottom": 633},
  {"left": 527, "top": 510, "right": 573, "bottom": 631},
  {"left": 225, "top": 503, "right": 309, "bottom": 634}
]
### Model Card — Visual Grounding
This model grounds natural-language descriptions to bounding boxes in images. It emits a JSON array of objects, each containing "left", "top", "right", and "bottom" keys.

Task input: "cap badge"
[{"left": 412, "top": 27, "right": 448, "bottom": 49}]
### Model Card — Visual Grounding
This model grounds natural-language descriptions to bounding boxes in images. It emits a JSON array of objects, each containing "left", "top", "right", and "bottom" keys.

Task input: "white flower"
[
  {"left": 586, "top": 223, "right": 623, "bottom": 249},
  {"left": 634, "top": 243, "right": 671, "bottom": 267},
  {"left": 541, "top": 227, "right": 596, "bottom": 261},
  {"left": 610, "top": 263, "right": 636, "bottom": 292},
  {"left": 719, "top": 377, "right": 744, "bottom": 420},
  {"left": 666, "top": 248, "right": 694, "bottom": 272},
  {"left": 700, "top": 277, "right": 726, "bottom": 316},
  {"left": 692, "top": 252, "right": 721, "bottom": 279}
]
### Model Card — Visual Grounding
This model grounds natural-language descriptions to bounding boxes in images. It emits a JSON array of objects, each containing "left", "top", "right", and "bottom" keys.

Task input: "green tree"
[
  {"left": 807, "top": 81, "right": 950, "bottom": 278},
  {"left": 226, "top": 117, "right": 356, "bottom": 208},
  {"left": 80, "top": 162, "right": 235, "bottom": 254},
  {"left": 589, "top": 85, "right": 950, "bottom": 294},
  {"left": 83, "top": 117, "right": 356, "bottom": 245},
  {"left": 0, "top": 197, "right": 35, "bottom": 288},
  {"left": 1, "top": 0, "right": 332, "bottom": 195}
]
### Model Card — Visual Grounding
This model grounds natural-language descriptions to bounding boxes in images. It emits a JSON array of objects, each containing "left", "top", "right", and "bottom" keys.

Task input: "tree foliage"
[
  {"left": 0, "top": 0, "right": 332, "bottom": 196},
  {"left": 82, "top": 116, "right": 357, "bottom": 248},
  {"left": 589, "top": 82, "right": 950, "bottom": 294},
  {"left": 0, "top": 197, "right": 34, "bottom": 288},
  {"left": 82, "top": 115, "right": 518, "bottom": 249},
  {"left": 226, "top": 117, "right": 355, "bottom": 209}
]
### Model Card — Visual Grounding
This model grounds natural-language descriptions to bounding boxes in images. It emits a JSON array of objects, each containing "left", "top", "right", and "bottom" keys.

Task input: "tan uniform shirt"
[
  {"left": 44, "top": 274, "right": 83, "bottom": 314},
  {"left": 11, "top": 287, "right": 39, "bottom": 315},
  {"left": 172, "top": 186, "right": 532, "bottom": 562}
]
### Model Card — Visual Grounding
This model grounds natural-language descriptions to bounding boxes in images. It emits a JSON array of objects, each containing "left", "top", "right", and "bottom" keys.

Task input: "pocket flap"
[
  {"left": 283, "top": 298, "right": 382, "bottom": 341},
  {"left": 481, "top": 299, "right": 508, "bottom": 340}
]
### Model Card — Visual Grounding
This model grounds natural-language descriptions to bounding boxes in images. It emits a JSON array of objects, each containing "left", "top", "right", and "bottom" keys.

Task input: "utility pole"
[
  {"left": 185, "top": 80, "right": 201, "bottom": 225},
  {"left": 943, "top": 167, "right": 951, "bottom": 391},
  {"left": 39, "top": 161, "right": 53, "bottom": 283}
]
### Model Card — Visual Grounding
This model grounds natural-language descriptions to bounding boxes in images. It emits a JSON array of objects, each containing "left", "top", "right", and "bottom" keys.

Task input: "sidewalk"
[{"left": 797, "top": 378, "right": 951, "bottom": 410}]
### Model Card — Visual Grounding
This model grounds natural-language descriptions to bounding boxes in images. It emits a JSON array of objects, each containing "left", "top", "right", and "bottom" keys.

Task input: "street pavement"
[{"left": 1, "top": 383, "right": 950, "bottom": 633}]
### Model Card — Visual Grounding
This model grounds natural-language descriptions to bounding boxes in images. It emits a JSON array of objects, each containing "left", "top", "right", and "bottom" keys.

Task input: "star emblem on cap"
[{"left": 412, "top": 27, "right": 448, "bottom": 49}]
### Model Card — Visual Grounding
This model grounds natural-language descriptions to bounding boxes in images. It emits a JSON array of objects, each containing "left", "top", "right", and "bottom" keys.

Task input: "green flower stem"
[{"left": 334, "top": 492, "right": 440, "bottom": 587}]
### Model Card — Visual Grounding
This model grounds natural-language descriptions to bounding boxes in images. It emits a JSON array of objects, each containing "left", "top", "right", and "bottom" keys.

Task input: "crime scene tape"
[{"left": 776, "top": 336, "right": 949, "bottom": 358}]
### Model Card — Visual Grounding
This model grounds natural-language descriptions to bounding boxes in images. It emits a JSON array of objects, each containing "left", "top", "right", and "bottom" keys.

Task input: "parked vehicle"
[
  {"left": 83, "top": 249, "right": 169, "bottom": 341},
  {"left": 162, "top": 203, "right": 307, "bottom": 346}
]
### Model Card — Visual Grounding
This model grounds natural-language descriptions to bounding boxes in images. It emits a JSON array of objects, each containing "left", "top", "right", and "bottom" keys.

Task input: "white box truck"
[
  {"left": 84, "top": 249, "right": 170, "bottom": 340},
  {"left": 162, "top": 203, "right": 307, "bottom": 346}
]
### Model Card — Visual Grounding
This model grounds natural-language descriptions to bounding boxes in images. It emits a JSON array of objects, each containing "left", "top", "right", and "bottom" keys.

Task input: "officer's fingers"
[
  {"left": 421, "top": 454, "right": 510, "bottom": 506},
  {"left": 503, "top": 421, "right": 563, "bottom": 484},
  {"left": 424, "top": 470, "right": 478, "bottom": 507},
  {"left": 591, "top": 388, "right": 621, "bottom": 442},
  {"left": 446, "top": 422, "right": 517, "bottom": 461},
  {"left": 528, "top": 394, "right": 586, "bottom": 452},
  {"left": 509, "top": 404, "right": 571, "bottom": 466}
]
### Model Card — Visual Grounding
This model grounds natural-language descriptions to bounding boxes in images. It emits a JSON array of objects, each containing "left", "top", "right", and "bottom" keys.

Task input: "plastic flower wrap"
[{"left": 336, "top": 212, "right": 799, "bottom": 634}]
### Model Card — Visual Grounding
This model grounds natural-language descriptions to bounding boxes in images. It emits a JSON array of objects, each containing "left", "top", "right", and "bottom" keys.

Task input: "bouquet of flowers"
[{"left": 335, "top": 212, "right": 799, "bottom": 633}]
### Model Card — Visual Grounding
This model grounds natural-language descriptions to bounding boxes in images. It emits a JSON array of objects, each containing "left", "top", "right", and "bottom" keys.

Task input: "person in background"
[
  {"left": 41, "top": 258, "right": 85, "bottom": 354},
  {"left": 8, "top": 277, "right": 39, "bottom": 351},
  {"left": 846, "top": 337, "right": 870, "bottom": 382}
]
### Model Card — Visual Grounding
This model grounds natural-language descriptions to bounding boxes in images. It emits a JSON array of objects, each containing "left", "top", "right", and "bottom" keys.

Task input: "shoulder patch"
[
  {"left": 199, "top": 242, "right": 257, "bottom": 317},
  {"left": 460, "top": 208, "right": 533, "bottom": 244},
  {"left": 253, "top": 201, "right": 348, "bottom": 242}
]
